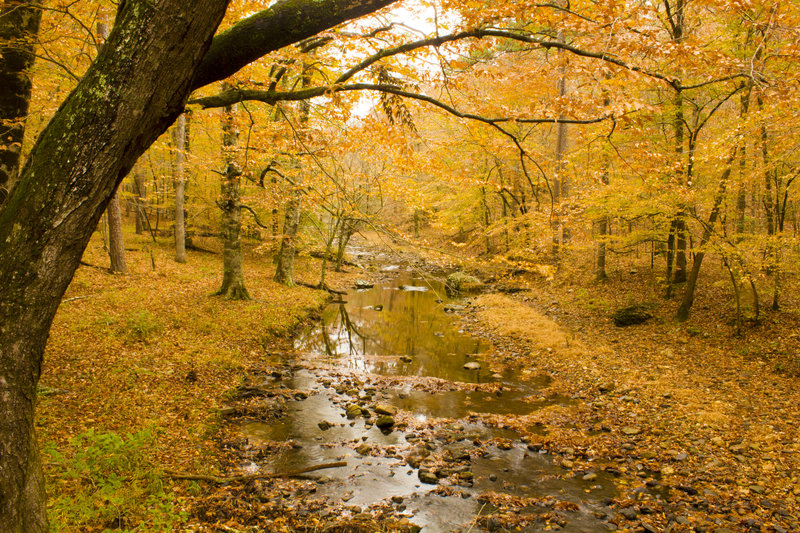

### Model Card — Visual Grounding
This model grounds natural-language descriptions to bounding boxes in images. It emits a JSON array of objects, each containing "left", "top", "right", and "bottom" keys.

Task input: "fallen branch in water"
[
  {"left": 165, "top": 461, "right": 347, "bottom": 484},
  {"left": 295, "top": 280, "right": 347, "bottom": 295}
]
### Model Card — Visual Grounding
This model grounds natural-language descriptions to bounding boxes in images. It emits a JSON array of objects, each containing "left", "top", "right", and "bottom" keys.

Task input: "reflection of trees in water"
[{"left": 296, "top": 275, "right": 488, "bottom": 379}]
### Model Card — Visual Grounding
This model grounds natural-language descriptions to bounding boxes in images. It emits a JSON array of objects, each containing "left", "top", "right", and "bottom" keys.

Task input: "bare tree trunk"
[
  {"left": 106, "top": 192, "right": 128, "bottom": 273},
  {"left": 677, "top": 153, "right": 736, "bottom": 321},
  {"left": 551, "top": 25, "right": 568, "bottom": 259},
  {"left": 595, "top": 87, "right": 611, "bottom": 281},
  {"left": 174, "top": 113, "right": 187, "bottom": 263},
  {"left": 94, "top": 19, "right": 129, "bottom": 274},
  {"left": 274, "top": 192, "right": 302, "bottom": 286},
  {"left": 216, "top": 87, "right": 249, "bottom": 299}
]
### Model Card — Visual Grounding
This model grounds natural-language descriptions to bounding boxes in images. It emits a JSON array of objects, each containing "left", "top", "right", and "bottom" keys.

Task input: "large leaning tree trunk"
[
  {"left": 0, "top": 1, "right": 400, "bottom": 530},
  {"left": 0, "top": 0, "right": 41, "bottom": 204},
  {"left": 216, "top": 87, "right": 250, "bottom": 299},
  {"left": 0, "top": 4, "right": 229, "bottom": 530}
]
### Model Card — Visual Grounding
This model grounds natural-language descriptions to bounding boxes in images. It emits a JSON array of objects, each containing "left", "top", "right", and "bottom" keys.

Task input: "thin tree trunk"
[
  {"left": 174, "top": 113, "right": 187, "bottom": 263},
  {"left": 106, "top": 192, "right": 128, "bottom": 273},
  {"left": 216, "top": 87, "right": 249, "bottom": 299},
  {"left": 595, "top": 87, "right": 611, "bottom": 281},
  {"left": 677, "top": 152, "right": 737, "bottom": 321},
  {"left": 274, "top": 192, "right": 302, "bottom": 286},
  {"left": 551, "top": 25, "right": 568, "bottom": 259},
  {"left": 95, "top": 19, "right": 128, "bottom": 274}
]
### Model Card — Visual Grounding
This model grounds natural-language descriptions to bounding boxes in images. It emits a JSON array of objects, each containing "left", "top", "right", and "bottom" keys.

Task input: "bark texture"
[
  {"left": 216, "top": 93, "right": 249, "bottom": 299},
  {"left": 0, "top": 3, "right": 230, "bottom": 529},
  {"left": 174, "top": 113, "right": 188, "bottom": 263},
  {"left": 0, "top": 0, "right": 41, "bottom": 204},
  {"left": 274, "top": 192, "right": 302, "bottom": 286}
]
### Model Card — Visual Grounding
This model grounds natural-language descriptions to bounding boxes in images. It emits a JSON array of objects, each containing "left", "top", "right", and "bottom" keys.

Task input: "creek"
[{"left": 240, "top": 254, "right": 618, "bottom": 531}]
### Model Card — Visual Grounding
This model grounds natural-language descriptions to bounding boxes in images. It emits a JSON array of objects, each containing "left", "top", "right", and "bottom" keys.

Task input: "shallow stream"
[{"left": 241, "top": 263, "right": 617, "bottom": 531}]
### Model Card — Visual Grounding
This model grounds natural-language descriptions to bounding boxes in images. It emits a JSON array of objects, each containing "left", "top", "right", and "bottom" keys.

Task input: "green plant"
[
  {"left": 43, "top": 429, "right": 187, "bottom": 532},
  {"left": 123, "top": 309, "right": 163, "bottom": 343}
]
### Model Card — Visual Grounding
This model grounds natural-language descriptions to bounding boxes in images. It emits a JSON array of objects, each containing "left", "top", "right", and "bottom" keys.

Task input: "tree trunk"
[
  {"left": 0, "top": 0, "right": 41, "bottom": 205},
  {"left": 677, "top": 154, "right": 736, "bottom": 321},
  {"left": 0, "top": 3, "right": 230, "bottom": 530},
  {"left": 551, "top": 25, "right": 568, "bottom": 259},
  {"left": 106, "top": 191, "right": 128, "bottom": 273},
  {"left": 95, "top": 18, "right": 128, "bottom": 274},
  {"left": 274, "top": 192, "right": 302, "bottom": 286},
  {"left": 216, "top": 90, "right": 249, "bottom": 299},
  {"left": 174, "top": 113, "right": 188, "bottom": 263}
]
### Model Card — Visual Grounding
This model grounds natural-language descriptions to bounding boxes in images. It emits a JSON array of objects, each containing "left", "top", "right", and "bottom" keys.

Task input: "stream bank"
[{"left": 204, "top": 246, "right": 626, "bottom": 532}]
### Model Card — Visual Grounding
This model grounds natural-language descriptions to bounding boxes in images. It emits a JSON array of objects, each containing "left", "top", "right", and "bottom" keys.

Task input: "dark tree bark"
[
  {"left": 0, "top": 0, "right": 400, "bottom": 529},
  {"left": 0, "top": 0, "right": 41, "bottom": 204}
]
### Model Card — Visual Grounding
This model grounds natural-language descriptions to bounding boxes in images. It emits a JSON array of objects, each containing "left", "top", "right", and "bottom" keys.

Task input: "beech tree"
[{"left": 0, "top": 0, "right": 399, "bottom": 530}]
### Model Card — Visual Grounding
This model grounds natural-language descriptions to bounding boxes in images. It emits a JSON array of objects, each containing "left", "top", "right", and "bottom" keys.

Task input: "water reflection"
[{"left": 296, "top": 273, "right": 492, "bottom": 383}]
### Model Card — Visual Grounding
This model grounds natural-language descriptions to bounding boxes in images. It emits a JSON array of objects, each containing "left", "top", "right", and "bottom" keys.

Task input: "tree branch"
[{"left": 190, "top": 0, "right": 401, "bottom": 90}]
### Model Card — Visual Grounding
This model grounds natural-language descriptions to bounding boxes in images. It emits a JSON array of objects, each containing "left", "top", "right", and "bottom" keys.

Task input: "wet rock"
[
  {"left": 354, "top": 279, "right": 374, "bottom": 289},
  {"left": 621, "top": 426, "right": 642, "bottom": 435},
  {"left": 641, "top": 522, "right": 659, "bottom": 533},
  {"left": 293, "top": 391, "right": 308, "bottom": 400},
  {"left": 318, "top": 420, "right": 332, "bottom": 431},
  {"left": 457, "top": 471, "right": 474, "bottom": 481},
  {"left": 400, "top": 356, "right": 413, "bottom": 363},
  {"left": 619, "top": 507, "right": 638, "bottom": 520},
  {"left": 346, "top": 404, "right": 363, "bottom": 418},
  {"left": 489, "top": 473, "right": 498, "bottom": 482},
  {"left": 374, "top": 403, "right": 398, "bottom": 416},
  {"left": 356, "top": 443, "right": 372, "bottom": 455},
  {"left": 463, "top": 362, "right": 481, "bottom": 370},
  {"left": 399, "top": 285, "right": 428, "bottom": 292},
  {"left": 446, "top": 271, "right": 483, "bottom": 294},
  {"left": 443, "top": 304, "right": 465, "bottom": 313},
  {"left": 749, "top": 484, "right": 766, "bottom": 494},
  {"left": 583, "top": 472, "right": 598, "bottom": 481},
  {"left": 376, "top": 415, "right": 395, "bottom": 429},
  {"left": 418, "top": 469, "right": 439, "bottom": 485}
]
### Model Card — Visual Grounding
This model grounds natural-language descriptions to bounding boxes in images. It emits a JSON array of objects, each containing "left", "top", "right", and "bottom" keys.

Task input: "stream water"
[{"left": 241, "top": 265, "right": 618, "bottom": 531}]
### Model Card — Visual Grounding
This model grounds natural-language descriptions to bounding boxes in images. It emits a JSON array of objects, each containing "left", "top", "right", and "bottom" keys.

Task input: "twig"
[{"left": 166, "top": 461, "right": 347, "bottom": 484}]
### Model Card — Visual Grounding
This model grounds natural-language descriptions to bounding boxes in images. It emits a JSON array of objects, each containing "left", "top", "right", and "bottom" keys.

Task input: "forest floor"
[
  {"left": 38, "top": 229, "right": 800, "bottom": 532},
  {"left": 454, "top": 255, "right": 800, "bottom": 533},
  {"left": 37, "top": 229, "right": 352, "bottom": 532}
]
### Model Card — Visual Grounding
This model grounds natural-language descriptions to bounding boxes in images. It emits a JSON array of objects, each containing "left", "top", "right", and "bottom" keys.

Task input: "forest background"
[{"left": 1, "top": 0, "right": 800, "bottom": 530}]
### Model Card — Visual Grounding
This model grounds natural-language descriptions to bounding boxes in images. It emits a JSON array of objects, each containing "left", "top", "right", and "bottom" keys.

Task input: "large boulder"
[
  {"left": 445, "top": 271, "right": 483, "bottom": 295},
  {"left": 611, "top": 304, "right": 652, "bottom": 327}
]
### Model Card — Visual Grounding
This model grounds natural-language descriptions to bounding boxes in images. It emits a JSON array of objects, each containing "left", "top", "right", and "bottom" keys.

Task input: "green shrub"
[{"left": 43, "top": 429, "right": 187, "bottom": 532}]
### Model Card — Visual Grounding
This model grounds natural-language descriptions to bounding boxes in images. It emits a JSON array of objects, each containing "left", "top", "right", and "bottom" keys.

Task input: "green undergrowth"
[{"left": 43, "top": 429, "right": 187, "bottom": 532}]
